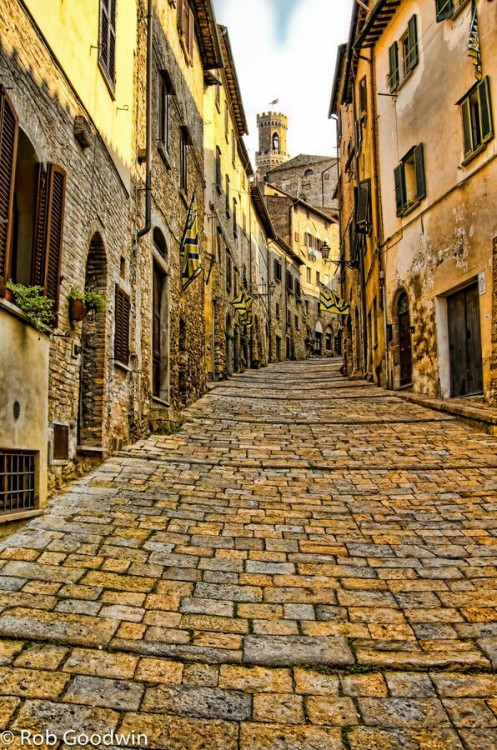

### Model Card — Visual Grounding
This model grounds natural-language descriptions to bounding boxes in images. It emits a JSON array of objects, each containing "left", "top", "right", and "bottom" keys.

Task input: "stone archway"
[{"left": 78, "top": 233, "right": 107, "bottom": 446}]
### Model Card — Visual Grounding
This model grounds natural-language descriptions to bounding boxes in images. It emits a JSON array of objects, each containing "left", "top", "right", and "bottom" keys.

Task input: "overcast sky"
[{"left": 212, "top": 0, "right": 354, "bottom": 162}]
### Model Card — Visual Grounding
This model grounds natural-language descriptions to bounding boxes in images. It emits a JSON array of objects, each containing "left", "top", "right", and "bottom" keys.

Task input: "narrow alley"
[{"left": 0, "top": 359, "right": 497, "bottom": 749}]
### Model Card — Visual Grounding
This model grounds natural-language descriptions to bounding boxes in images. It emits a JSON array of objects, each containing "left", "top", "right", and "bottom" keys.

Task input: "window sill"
[
  {"left": 0, "top": 508, "right": 44, "bottom": 524},
  {"left": 158, "top": 142, "right": 172, "bottom": 169},
  {"left": 400, "top": 199, "right": 421, "bottom": 217},
  {"left": 114, "top": 360, "right": 132, "bottom": 373},
  {"left": 461, "top": 141, "right": 489, "bottom": 167},
  {"left": 152, "top": 396, "right": 171, "bottom": 408},
  {"left": 391, "top": 66, "right": 416, "bottom": 95},
  {"left": 0, "top": 297, "right": 51, "bottom": 337}
]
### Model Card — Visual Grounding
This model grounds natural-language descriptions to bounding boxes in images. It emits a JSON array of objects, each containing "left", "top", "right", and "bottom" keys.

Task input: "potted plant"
[
  {"left": 69, "top": 287, "right": 106, "bottom": 321},
  {"left": 6, "top": 281, "right": 54, "bottom": 333}
]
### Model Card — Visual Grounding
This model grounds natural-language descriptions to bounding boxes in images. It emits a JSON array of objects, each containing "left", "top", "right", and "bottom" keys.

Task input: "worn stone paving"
[{"left": 0, "top": 359, "right": 497, "bottom": 749}]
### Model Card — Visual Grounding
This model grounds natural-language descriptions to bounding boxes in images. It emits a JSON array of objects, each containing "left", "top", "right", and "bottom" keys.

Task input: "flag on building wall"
[
  {"left": 320, "top": 285, "right": 350, "bottom": 314},
  {"left": 230, "top": 290, "right": 254, "bottom": 315},
  {"left": 468, "top": 0, "right": 482, "bottom": 80},
  {"left": 180, "top": 192, "right": 202, "bottom": 291}
]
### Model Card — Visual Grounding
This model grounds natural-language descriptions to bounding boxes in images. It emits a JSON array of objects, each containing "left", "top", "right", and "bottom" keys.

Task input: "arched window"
[
  {"left": 304, "top": 168, "right": 314, "bottom": 177},
  {"left": 153, "top": 227, "right": 168, "bottom": 258},
  {"left": 272, "top": 133, "right": 279, "bottom": 152}
]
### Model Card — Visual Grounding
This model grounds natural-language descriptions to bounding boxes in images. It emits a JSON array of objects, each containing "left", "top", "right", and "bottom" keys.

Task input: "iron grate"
[{"left": 0, "top": 450, "right": 36, "bottom": 514}]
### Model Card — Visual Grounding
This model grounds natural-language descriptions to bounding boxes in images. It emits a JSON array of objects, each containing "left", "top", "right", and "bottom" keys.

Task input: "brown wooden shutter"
[
  {"left": 461, "top": 98, "right": 473, "bottom": 159},
  {"left": 115, "top": 284, "right": 130, "bottom": 365},
  {"left": 44, "top": 164, "right": 66, "bottom": 310},
  {"left": 31, "top": 164, "right": 48, "bottom": 287},
  {"left": 0, "top": 86, "right": 19, "bottom": 283}
]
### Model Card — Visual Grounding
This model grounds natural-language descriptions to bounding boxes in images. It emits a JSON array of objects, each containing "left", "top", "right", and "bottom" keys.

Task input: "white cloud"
[{"left": 212, "top": 0, "right": 354, "bottom": 161}]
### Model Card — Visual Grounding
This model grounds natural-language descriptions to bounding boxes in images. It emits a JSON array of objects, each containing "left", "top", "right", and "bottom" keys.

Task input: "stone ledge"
[{"left": 398, "top": 392, "right": 497, "bottom": 436}]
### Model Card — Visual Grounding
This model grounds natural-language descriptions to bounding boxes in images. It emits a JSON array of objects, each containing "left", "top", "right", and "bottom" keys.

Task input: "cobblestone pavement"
[{"left": 1, "top": 360, "right": 497, "bottom": 749}]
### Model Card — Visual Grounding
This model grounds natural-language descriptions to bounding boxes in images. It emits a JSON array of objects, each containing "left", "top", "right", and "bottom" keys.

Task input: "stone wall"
[{"left": 267, "top": 156, "right": 339, "bottom": 212}]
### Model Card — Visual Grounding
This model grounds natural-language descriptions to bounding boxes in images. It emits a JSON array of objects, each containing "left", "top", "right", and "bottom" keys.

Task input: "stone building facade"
[
  {"left": 267, "top": 154, "right": 339, "bottom": 213},
  {"left": 332, "top": 0, "right": 497, "bottom": 403}
]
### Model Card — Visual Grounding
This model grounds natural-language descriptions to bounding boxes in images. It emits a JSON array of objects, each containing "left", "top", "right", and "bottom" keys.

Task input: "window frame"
[
  {"left": 114, "top": 284, "right": 131, "bottom": 367},
  {"left": 394, "top": 143, "right": 426, "bottom": 217},
  {"left": 98, "top": 0, "right": 117, "bottom": 94},
  {"left": 388, "top": 15, "right": 418, "bottom": 92},
  {"left": 459, "top": 76, "right": 493, "bottom": 164}
]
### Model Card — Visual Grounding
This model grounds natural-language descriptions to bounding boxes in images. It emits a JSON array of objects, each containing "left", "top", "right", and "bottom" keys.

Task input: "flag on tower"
[
  {"left": 180, "top": 192, "right": 202, "bottom": 291},
  {"left": 468, "top": 0, "right": 482, "bottom": 80},
  {"left": 320, "top": 285, "right": 350, "bottom": 314}
]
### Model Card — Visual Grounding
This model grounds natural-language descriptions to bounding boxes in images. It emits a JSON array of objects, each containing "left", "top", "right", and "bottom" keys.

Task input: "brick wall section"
[{"left": 267, "top": 157, "right": 339, "bottom": 212}]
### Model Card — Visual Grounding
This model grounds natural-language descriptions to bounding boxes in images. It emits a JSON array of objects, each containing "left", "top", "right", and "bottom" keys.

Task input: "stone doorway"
[
  {"left": 394, "top": 290, "right": 413, "bottom": 388},
  {"left": 447, "top": 283, "right": 483, "bottom": 397},
  {"left": 78, "top": 233, "right": 107, "bottom": 446}
]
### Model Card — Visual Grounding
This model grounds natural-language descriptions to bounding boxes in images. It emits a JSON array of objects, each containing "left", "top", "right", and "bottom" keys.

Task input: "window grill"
[{"left": 0, "top": 450, "right": 36, "bottom": 514}]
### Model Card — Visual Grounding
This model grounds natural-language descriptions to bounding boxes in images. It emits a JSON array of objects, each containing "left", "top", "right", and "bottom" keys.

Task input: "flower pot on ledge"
[{"left": 69, "top": 298, "right": 89, "bottom": 322}]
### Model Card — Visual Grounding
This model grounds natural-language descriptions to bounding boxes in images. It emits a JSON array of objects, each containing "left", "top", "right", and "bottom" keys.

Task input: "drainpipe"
[
  {"left": 351, "top": 73, "right": 368, "bottom": 375},
  {"left": 137, "top": 0, "right": 153, "bottom": 239}
]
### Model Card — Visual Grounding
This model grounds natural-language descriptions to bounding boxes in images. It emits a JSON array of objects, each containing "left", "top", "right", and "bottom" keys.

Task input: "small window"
[
  {"left": 178, "top": 0, "right": 194, "bottom": 61},
  {"left": 180, "top": 127, "right": 190, "bottom": 192},
  {"left": 215, "top": 147, "right": 222, "bottom": 193},
  {"left": 355, "top": 179, "right": 372, "bottom": 234},
  {"left": 359, "top": 77, "right": 367, "bottom": 115},
  {"left": 316, "top": 270, "right": 320, "bottom": 286},
  {"left": 275, "top": 302, "right": 280, "bottom": 319},
  {"left": 460, "top": 77, "right": 493, "bottom": 162},
  {"left": 286, "top": 310, "right": 291, "bottom": 326},
  {"left": 273, "top": 258, "right": 282, "bottom": 283},
  {"left": 295, "top": 279, "right": 301, "bottom": 299},
  {"left": 435, "top": 0, "right": 453, "bottom": 21},
  {"left": 99, "top": 0, "right": 117, "bottom": 89},
  {"left": 295, "top": 315, "right": 300, "bottom": 330},
  {"left": 272, "top": 132, "right": 280, "bottom": 152},
  {"left": 232, "top": 129, "right": 236, "bottom": 165},
  {"left": 389, "top": 15, "right": 418, "bottom": 92},
  {"left": 53, "top": 424, "right": 69, "bottom": 461},
  {"left": 114, "top": 285, "right": 131, "bottom": 366},
  {"left": 226, "top": 253, "right": 232, "bottom": 294},
  {"left": 306, "top": 267, "right": 311, "bottom": 283},
  {"left": 225, "top": 102, "right": 229, "bottom": 140},
  {"left": 286, "top": 270, "right": 294, "bottom": 294},
  {"left": 0, "top": 450, "right": 36, "bottom": 514},
  {"left": 394, "top": 144, "right": 426, "bottom": 217},
  {"left": 304, "top": 168, "right": 314, "bottom": 177},
  {"left": 225, "top": 175, "right": 230, "bottom": 216},
  {"left": 215, "top": 82, "right": 221, "bottom": 111},
  {"left": 158, "top": 71, "right": 172, "bottom": 153},
  {"left": 305, "top": 299, "right": 310, "bottom": 315},
  {"left": 233, "top": 198, "right": 237, "bottom": 238}
]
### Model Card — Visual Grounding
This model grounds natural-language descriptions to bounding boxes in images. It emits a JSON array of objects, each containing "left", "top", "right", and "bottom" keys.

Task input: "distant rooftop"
[{"left": 267, "top": 154, "right": 336, "bottom": 174}]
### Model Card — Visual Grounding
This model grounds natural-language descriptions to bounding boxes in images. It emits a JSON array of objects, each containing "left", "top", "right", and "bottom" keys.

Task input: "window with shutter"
[
  {"left": 355, "top": 179, "right": 371, "bottom": 234},
  {"left": 407, "top": 16, "right": 418, "bottom": 71},
  {"left": 179, "top": 127, "right": 189, "bottom": 192},
  {"left": 394, "top": 144, "right": 426, "bottom": 216},
  {"left": 44, "top": 165, "right": 66, "bottom": 311},
  {"left": 114, "top": 285, "right": 130, "bottom": 366},
  {"left": 99, "top": 0, "right": 117, "bottom": 90},
  {"left": 0, "top": 86, "right": 18, "bottom": 284},
  {"left": 459, "top": 77, "right": 494, "bottom": 162},
  {"left": 215, "top": 147, "right": 222, "bottom": 193},
  {"left": 389, "top": 43, "right": 399, "bottom": 92},
  {"left": 436, "top": 0, "right": 453, "bottom": 21}
]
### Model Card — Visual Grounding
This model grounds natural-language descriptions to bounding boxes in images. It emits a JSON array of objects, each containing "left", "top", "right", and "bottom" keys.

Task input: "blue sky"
[{"left": 212, "top": 0, "right": 354, "bottom": 160}]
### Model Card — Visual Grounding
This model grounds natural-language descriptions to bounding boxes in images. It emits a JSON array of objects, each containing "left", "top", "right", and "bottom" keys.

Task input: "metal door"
[{"left": 448, "top": 284, "right": 483, "bottom": 397}]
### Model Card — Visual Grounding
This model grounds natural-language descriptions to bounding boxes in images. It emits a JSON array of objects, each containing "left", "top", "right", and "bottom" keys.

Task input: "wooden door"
[
  {"left": 397, "top": 292, "right": 412, "bottom": 386},
  {"left": 448, "top": 284, "right": 483, "bottom": 397},
  {"left": 152, "top": 264, "right": 164, "bottom": 397}
]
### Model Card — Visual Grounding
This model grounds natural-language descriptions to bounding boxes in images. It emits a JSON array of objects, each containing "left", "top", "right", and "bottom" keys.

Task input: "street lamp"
[{"left": 320, "top": 242, "right": 331, "bottom": 261}]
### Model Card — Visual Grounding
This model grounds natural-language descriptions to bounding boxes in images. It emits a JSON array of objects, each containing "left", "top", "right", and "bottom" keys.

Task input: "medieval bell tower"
[{"left": 256, "top": 111, "right": 289, "bottom": 179}]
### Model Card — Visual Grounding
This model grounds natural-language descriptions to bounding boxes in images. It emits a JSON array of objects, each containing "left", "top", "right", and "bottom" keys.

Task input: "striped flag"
[
  {"left": 320, "top": 285, "right": 350, "bottom": 314},
  {"left": 468, "top": 0, "right": 482, "bottom": 80},
  {"left": 239, "top": 309, "right": 254, "bottom": 329},
  {"left": 180, "top": 192, "right": 202, "bottom": 291},
  {"left": 230, "top": 290, "right": 254, "bottom": 315}
]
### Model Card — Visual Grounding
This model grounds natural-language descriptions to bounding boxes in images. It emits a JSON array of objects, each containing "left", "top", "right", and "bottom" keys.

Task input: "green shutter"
[
  {"left": 413, "top": 144, "right": 426, "bottom": 201},
  {"left": 461, "top": 98, "right": 473, "bottom": 158},
  {"left": 478, "top": 77, "right": 493, "bottom": 144},
  {"left": 436, "top": 0, "right": 453, "bottom": 21},
  {"left": 394, "top": 164, "right": 406, "bottom": 217},
  {"left": 389, "top": 43, "right": 399, "bottom": 92},
  {"left": 407, "top": 15, "right": 418, "bottom": 70}
]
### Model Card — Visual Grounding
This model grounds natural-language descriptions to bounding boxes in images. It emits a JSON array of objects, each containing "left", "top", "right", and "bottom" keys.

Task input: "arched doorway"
[
  {"left": 397, "top": 291, "right": 412, "bottom": 386},
  {"left": 78, "top": 233, "right": 107, "bottom": 446},
  {"left": 354, "top": 307, "right": 361, "bottom": 370},
  {"left": 315, "top": 320, "right": 323, "bottom": 355}
]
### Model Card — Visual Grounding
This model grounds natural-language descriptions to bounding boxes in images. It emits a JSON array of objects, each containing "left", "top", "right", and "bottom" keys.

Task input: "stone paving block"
[
  {"left": 0, "top": 666, "right": 69, "bottom": 699},
  {"left": 0, "top": 639, "right": 24, "bottom": 665},
  {"left": 119, "top": 713, "right": 239, "bottom": 750},
  {"left": 358, "top": 697, "right": 451, "bottom": 728},
  {"left": 385, "top": 672, "right": 436, "bottom": 697},
  {"left": 0, "top": 696, "right": 21, "bottom": 726},
  {"left": 306, "top": 696, "right": 359, "bottom": 726},
  {"left": 340, "top": 673, "right": 388, "bottom": 697},
  {"left": 62, "top": 648, "right": 138, "bottom": 679},
  {"left": 239, "top": 723, "right": 343, "bottom": 749},
  {"left": 0, "top": 609, "right": 118, "bottom": 648},
  {"left": 219, "top": 665, "right": 293, "bottom": 693},
  {"left": 142, "top": 684, "right": 252, "bottom": 721},
  {"left": 64, "top": 675, "right": 145, "bottom": 711},
  {"left": 15, "top": 644, "right": 68, "bottom": 671},
  {"left": 252, "top": 693, "right": 305, "bottom": 724},
  {"left": 442, "top": 698, "right": 497, "bottom": 727},
  {"left": 293, "top": 668, "right": 340, "bottom": 696},
  {"left": 182, "top": 663, "right": 219, "bottom": 687},
  {"left": 347, "top": 727, "right": 465, "bottom": 749},
  {"left": 12, "top": 699, "right": 120, "bottom": 736},
  {"left": 180, "top": 597, "right": 234, "bottom": 617},
  {"left": 459, "top": 729, "right": 497, "bottom": 750},
  {"left": 243, "top": 635, "right": 354, "bottom": 666}
]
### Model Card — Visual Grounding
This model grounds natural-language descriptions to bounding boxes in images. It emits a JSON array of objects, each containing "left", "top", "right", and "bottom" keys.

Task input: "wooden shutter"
[
  {"left": 394, "top": 164, "right": 406, "bottom": 217},
  {"left": 356, "top": 180, "right": 371, "bottom": 233},
  {"left": 407, "top": 15, "right": 418, "bottom": 70},
  {"left": 413, "top": 144, "right": 426, "bottom": 201},
  {"left": 115, "top": 285, "right": 130, "bottom": 365},
  {"left": 389, "top": 43, "right": 399, "bottom": 92},
  {"left": 99, "top": 0, "right": 116, "bottom": 84},
  {"left": 478, "top": 77, "right": 493, "bottom": 144},
  {"left": 436, "top": 0, "right": 453, "bottom": 21},
  {"left": 0, "top": 86, "right": 18, "bottom": 283},
  {"left": 461, "top": 97, "right": 473, "bottom": 158},
  {"left": 31, "top": 163, "right": 65, "bottom": 309}
]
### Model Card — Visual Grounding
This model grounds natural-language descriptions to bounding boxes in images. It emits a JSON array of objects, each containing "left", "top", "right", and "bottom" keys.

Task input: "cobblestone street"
[{"left": 1, "top": 359, "right": 497, "bottom": 749}]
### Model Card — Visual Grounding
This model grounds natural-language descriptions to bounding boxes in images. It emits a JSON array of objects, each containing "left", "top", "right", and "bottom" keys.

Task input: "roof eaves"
[
  {"left": 218, "top": 26, "right": 248, "bottom": 136},
  {"left": 191, "top": 0, "right": 224, "bottom": 70},
  {"left": 355, "top": 0, "right": 402, "bottom": 48},
  {"left": 251, "top": 185, "right": 276, "bottom": 239}
]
